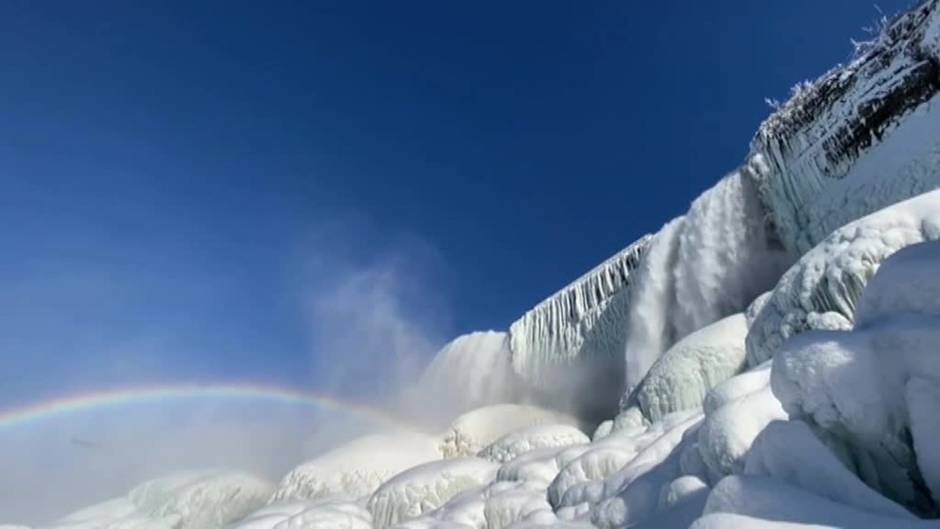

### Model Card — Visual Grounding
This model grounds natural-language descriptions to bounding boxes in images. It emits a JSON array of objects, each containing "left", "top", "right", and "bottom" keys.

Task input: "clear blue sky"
[{"left": 0, "top": 1, "right": 913, "bottom": 405}]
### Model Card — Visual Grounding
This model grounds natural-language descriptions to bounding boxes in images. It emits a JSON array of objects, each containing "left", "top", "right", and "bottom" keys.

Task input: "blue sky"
[{"left": 0, "top": 0, "right": 913, "bottom": 405}]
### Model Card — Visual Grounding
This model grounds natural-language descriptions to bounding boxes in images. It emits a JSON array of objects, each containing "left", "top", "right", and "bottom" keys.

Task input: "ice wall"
[
  {"left": 748, "top": 0, "right": 940, "bottom": 255},
  {"left": 507, "top": 237, "right": 651, "bottom": 416},
  {"left": 621, "top": 172, "right": 794, "bottom": 396}
]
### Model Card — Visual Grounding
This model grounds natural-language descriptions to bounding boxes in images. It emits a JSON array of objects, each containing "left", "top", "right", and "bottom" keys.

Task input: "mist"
[{"left": 0, "top": 219, "right": 465, "bottom": 525}]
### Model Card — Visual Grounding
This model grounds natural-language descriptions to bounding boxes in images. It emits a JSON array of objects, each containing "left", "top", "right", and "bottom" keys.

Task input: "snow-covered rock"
[
  {"left": 367, "top": 457, "right": 499, "bottom": 529},
  {"left": 478, "top": 425, "right": 589, "bottom": 464},
  {"left": 748, "top": 0, "right": 940, "bottom": 255},
  {"left": 746, "top": 189, "right": 940, "bottom": 366},
  {"left": 629, "top": 314, "right": 748, "bottom": 422},
  {"left": 771, "top": 242, "right": 940, "bottom": 513},
  {"left": 271, "top": 431, "right": 441, "bottom": 503}
]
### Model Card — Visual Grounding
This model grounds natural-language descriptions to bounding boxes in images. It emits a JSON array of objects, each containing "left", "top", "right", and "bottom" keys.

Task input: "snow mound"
[
  {"left": 228, "top": 499, "right": 372, "bottom": 529},
  {"left": 414, "top": 331, "right": 522, "bottom": 420},
  {"left": 629, "top": 314, "right": 748, "bottom": 422},
  {"left": 698, "top": 382, "right": 786, "bottom": 480},
  {"left": 478, "top": 424, "right": 588, "bottom": 464},
  {"left": 367, "top": 457, "right": 499, "bottom": 529},
  {"left": 587, "top": 413, "right": 702, "bottom": 528},
  {"left": 128, "top": 470, "right": 272, "bottom": 529},
  {"left": 746, "top": 189, "right": 940, "bottom": 366},
  {"left": 48, "top": 499, "right": 169, "bottom": 529},
  {"left": 438, "top": 404, "right": 580, "bottom": 459},
  {"left": 48, "top": 471, "right": 271, "bottom": 529},
  {"left": 771, "top": 241, "right": 940, "bottom": 513},
  {"left": 271, "top": 431, "right": 441, "bottom": 503}
]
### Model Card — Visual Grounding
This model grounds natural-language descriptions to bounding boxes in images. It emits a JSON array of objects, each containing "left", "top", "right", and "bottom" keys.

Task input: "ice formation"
[
  {"left": 621, "top": 171, "right": 794, "bottom": 396},
  {"left": 227, "top": 500, "right": 373, "bottom": 529},
  {"left": 507, "top": 237, "right": 650, "bottom": 415},
  {"left": 270, "top": 431, "right": 442, "bottom": 503},
  {"left": 12, "top": 2, "right": 940, "bottom": 529},
  {"left": 437, "top": 404, "right": 581, "bottom": 459},
  {"left": 477, "top": 424, "right": 589, "bottom": 464},
  {"left": 629, "top": 314, "right": 748, "bottom": 422},
  {"left": 366, "top": 457, "right": 499, "bottom": 528},
  {"left": 44, "top": 470, "right": 272, "bottom": 529},
  {"left": 746, "top": 189, "right": 940, "bottom": 366}
]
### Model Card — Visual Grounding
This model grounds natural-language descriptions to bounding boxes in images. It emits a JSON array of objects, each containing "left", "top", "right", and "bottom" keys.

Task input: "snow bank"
[
  {"left": 630, "top": 314, "right": 748, "bottom": 422},
  {"left": 271, "top": 431, "right": 441, "bottom": 503}
]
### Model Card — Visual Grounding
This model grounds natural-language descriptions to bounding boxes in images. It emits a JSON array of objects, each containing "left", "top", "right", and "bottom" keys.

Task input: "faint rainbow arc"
[{"left": 0, "top": 383, "right": 410, "bottom": 430}]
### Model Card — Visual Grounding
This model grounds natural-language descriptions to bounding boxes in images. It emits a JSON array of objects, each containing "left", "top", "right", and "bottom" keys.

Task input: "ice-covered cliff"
[
  {"left": 748, "top": 0, "right": 940, "bottom": 254},
  {"left": 507, "top": 237, "right": 651, "bottom": 415}
]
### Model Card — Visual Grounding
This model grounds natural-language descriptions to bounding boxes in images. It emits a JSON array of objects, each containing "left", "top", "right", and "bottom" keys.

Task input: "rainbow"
[{"left": 0, "top": 383, "right": 411, "bottom": 431}]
